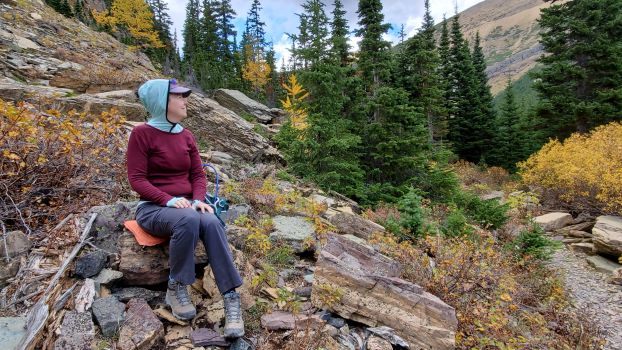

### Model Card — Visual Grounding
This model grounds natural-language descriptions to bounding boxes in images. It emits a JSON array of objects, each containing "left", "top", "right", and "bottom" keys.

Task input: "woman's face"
[{"left": 167, "top": 93, "right": 188, "bottom": 123}]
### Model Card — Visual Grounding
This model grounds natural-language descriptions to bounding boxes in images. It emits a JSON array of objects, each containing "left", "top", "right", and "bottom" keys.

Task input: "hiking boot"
[
  {"left": 223, "top": 290, "right": 244, "bottom": 338},
  {"left": 165, "top": 279, "right": 196, "bottom": 320}
]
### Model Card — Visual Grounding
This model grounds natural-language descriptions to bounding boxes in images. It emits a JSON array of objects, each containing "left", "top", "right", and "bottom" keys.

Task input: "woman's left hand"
[{"left": 194, "top": 201, "right": 214, "bottom": 214}]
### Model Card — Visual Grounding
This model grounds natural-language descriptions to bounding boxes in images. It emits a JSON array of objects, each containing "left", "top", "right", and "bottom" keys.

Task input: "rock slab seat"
[
  {"left": 311, "top": 234, "right": 457, "bottom": 350},
  {"left": 328, "top": 212, "right": 385, "bottom": 240},
  {"left": 592, "top": 215, "right": 622, "bottom": 257},
  {"left": 534, "top": 212, "right": 573, "bottom": 232}
]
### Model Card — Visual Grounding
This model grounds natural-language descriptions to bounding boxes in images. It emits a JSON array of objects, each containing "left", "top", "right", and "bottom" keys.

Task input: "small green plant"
[
  {"left": 397, "top": 187, "right": 429, "bottom": 240},
  {"left": 275, "top": 169, "right": 296, "bottom": 182},
  {"left": 266, "top": 244, "right": 296, "bottom": 268},
  {"left": 442, "top": 207, "right": 473, "bottom": 237},
  {"left": 508, "top": 223, "right": 561, "bottom": 262},
  {"left": 250, "top": 262, "right": 278, "bottom": 292},
  {"left": 239, "top": 111, "right": 256, "bottom": 123},
  {"left": 452, "top": 190, "right": 509, "bottom": 229},
  {"left": 312, "top": 283, "right": 344, "bottom": 309},
  {"left": 244, "top": 300, "right": 270, "bottom": 333},
  {"left": 275, "top": 288, "right": 302, "bottom": 313}
]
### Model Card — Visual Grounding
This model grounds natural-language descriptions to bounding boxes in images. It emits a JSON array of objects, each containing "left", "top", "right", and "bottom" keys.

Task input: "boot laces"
[
  {"left": 172, "top": 281, "right": 191, "bottom": 305},
  {"left": 225, "top": 292, "right": 241, "bottom": 321}
]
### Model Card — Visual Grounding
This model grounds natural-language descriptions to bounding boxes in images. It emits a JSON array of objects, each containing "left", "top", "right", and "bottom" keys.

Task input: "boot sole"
[
  {"left": 165, "top": 294, "right": 196, "bottom": 320},
  {"left": 224, "top": 328, "right": 245, "bottom": 338}
]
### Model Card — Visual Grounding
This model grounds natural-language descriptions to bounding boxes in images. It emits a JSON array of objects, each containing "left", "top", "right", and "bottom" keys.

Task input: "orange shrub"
[
  {"left": 519, "top": 122, "right": 622, "bottom": 215},
  {"left": 0, "top": 99, "right": 127, "bottom": 234}
]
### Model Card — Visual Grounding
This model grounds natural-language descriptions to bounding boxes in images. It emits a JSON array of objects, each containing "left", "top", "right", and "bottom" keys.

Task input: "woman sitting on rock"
[{"left": 126, "top": 78, "right": 244, "bottom": 338}]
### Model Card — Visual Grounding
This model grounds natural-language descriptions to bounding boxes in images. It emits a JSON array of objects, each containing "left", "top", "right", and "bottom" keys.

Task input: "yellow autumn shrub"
[
  {"left": 519, "top": 122, "right": 622, "bottom": 214},
  {"left": 0, "top": 99, "right": 127, "bottom": 234}
]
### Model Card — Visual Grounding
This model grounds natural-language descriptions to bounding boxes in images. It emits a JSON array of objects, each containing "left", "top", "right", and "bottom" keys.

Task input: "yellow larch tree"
[
  {"left": 92, "top": 0, "right": 164, "bottom": 49},
  {"left": 280, "top": 74, "right": 309, "bottom": 133},
  {"left": 242, "top": 43, "right": 271, "bottom": 96}
]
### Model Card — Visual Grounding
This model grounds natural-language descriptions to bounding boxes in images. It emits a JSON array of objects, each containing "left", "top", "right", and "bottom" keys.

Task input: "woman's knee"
[
  {"left": 199, "top": 213, "right": 222, "bottom": 228},
  {"left": 172, "top": 209, "right": 201, "bottom": 237}
]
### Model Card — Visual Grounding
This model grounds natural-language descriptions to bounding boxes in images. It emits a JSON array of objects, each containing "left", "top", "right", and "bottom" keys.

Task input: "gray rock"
[
  {"left": 304, "top": 273, "right": 314, "bottom": 284},
  {"left": 586, "top": 255, "right": 622, "bottom": 275},
  {"left": 0, "top": 317, "right": 27, "bottom": 350},
  {"left": 92, "top": 269, "right": 123, "bottom": 285},
  {"left": 229, "top": 337, "right": 253, "bottom": 350},
  {"left": 270, "top": 216, "right": 316, "bottom": 253},
  {"left": 223, "top": 204, "right": 250, "bottom": 225},
  {"left": 534, "top": 212, "right": 573, "bottom": 232},
  {"left": 54, "top": 311, "right": 95, "bottom": 350},
  {"left": 0, "top": 259, "right": 21, "bottom": 289},
  {"left": 480, "top": 191, "right": 504, "bottom": 201},
  {"left": 87, "top": 201, "right": 139, "bottom": 254},
  {"left": 293, "top": 286, "right": 312, "bottom": 298},
  {"left": 310, "top": 194, "right": 336, "bottom": 208},
  {"left": 592, "top": 215, "right": 622, "bottom": 257},
  {"left": 260, "top": 311, "right": 324, "bottom": 331},
  {"left": 190, "top": 328, "right": 229, "bottom": 347},
  {"left": 213, "top": 89, "right": 278, "bottom": 124},
  {"left": 75, "top": 250, "right": 107, "bottom": 278},
  {"left": 327, "top": 316, "right": 346, "bottom": 329},
  {"left": 0, "top": 230, "right": 31, "bottom": 258},
  {"left": 328, "top": 212, "right": 385, "bottom": 240},
  {"left": 367, "top": 326, "right": 410, "bottom": 348},
  {"left": 569, "top": 243, "right": 595, "bottom": 255},
  {"left": 111, "top": 287, "right": 162, "bottom": 302},
  {"left": 92, "top": 297, "right": 126, "bottom": 337}
]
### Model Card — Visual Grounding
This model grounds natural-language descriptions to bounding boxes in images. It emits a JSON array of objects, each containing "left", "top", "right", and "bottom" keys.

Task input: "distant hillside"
[{"left": 448, "top": 0, "right": 561, "bottom": 95}]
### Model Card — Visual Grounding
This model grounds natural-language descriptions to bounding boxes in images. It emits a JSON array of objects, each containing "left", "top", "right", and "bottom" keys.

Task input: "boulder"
[
  {"left": 533, "top": 212, "right": 573, "bottom": 232},
  {"left": 586, "top": 255, "right": 622, "bottom": 275},
  {"left": 87, "top": 201, "right": 139, "bottom": 254},
  {"left": 312, "top": 234, "right": 457, "bottom": 350},
  {"left": 92, "top": 269, "right": 123, "bottom": 285},
  {"left": 117, "top": 232, "right": 208, "bottom": 285},
  {"left": 213, "top": 89, "right": 281, "bottom": 124},
  {"left": 367, "top": 326, "right": 410, "bottom": 348},
  {"left": 92, "top": 296, "right": 126, "bottom": 337},
  {"left": 270, "top": 215, "right": 316, "bottom": 253},
  {"left": 592, "top": 215, "right": 622, "bottom": 257},
  {"left": 556, "top": 221, "right": 595, "bottom": 236},
  {"left": 328, "top": 212, "right": 385, "bottom": 240},
  {"left": 184, "top": 94, "right": 278, "bottom": 163},
  {"left": 117, "top": 298, "right": 164, "bottom": 350},
  {"left": 366, "top": 336, "right": 393, "bottom": 350},
  {"left": 0, "top": 230, "right": 31, "bottom": 258}
]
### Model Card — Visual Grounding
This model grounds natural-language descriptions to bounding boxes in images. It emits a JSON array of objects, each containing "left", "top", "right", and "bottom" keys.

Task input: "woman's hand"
[
  {"left": 194, "top": 201, "right": 214, "bottom": 214},
  {"left": 172, "top": 198, "right": 192, "bottom": 208}
]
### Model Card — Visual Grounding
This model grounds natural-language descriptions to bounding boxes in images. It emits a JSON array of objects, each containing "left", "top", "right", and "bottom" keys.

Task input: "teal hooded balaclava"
[{"left": 137, "top": 79, "right": 184, "bottom": 134}]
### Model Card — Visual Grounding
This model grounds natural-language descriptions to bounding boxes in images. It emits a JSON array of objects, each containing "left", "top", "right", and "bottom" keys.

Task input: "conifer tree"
[
  {"left": 490, "top": 78, "right": 522, "bottom": 170},
  {"left": 215, "top": 0, "right": 238, "bottom": 88},
  {"left": 146, "top": 0, "right": 175, "bottom": 73},
  {"left": 298, "top": 0, "right": 329, "bottom": 67},
  {"left": 329, "top": 0, "right": 350, "bottom": 66},
  {"left": 535, "top": 0, "right": 622, "bottom": 140},
  {"left": 74, "top": 0, "right": 84, "bottom": 21},
  {"left": 470, "top": 32, "right": 496, "bottom": 161},
  {"left": 355, "top": 0, "right": 428, "bottom": 203},
  {"left": 60, "top": 0, "right": 73, "bottom": 17},
  {"left": 399, "top": 0, "right": 447, "bottom": 144},
  {"left": 182, "top": 0, "right": 201, "bottom": 61}
]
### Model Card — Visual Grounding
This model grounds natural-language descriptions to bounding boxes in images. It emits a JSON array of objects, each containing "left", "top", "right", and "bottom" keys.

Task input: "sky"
[{"left": 164, "top": 0, "right": 486, "bottom": 64}]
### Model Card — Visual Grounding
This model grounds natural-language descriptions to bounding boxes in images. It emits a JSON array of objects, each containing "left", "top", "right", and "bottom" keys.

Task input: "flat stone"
[
  {"left": 327, "top": 316, "right": 346, "bottom": 329},
  {"left": 54, "top": 311, "right": 95, "bottom": 350},
  {"left": 592, "top": 216, "right": 622, "bottom": 257},
  {"left": 92, "top": 296, "right": 125, "bottom": 337},
  {"left": 310, "top": 194, "right": 336, "bottom": 208},
  {"left": 0, "top": 317, "right": 27, "bottom": 350},
  {"left": 15, "top": 36, "right": 40, "bottom": 50},
  {"left": 154, "top": 307, "right": 188, "bottom": 326},
  {"left": 0, "top": 230, "right": 31, "bottom": 258},
  {"left": 260, "top": 311, "right": 324, "bottom": 331},
  {"left": 92, "top": 269, "right": 123, "bottom": 284},
  {"left": 164, "top": 325, "right": 191, "bottom": 345},
  {"left": 213, "top": 89, "right": 275, "bottom": 123},
  {"left": 556, "top": 221, "right": 595, "bottom": 235},
  {"left": 270, "top": 216, "right": 316, "bottom": 253},
  {"left": 570, "top": 243, "right": 595, "bottom": 255},
  {"left": 480, "top": 191, "right": 504, "bottom": 201},
  {"left": 304, "top": 273, "right": 314, "bottom": 284},
  {"left": 534, "top": 212, "right": 573, "bottom": 232},
  {"left": 75, "top": 250, "right": 107, "bottom": 278},
  {"left": 565, "top": 230, "right": 593, "bottom": 238},
  {"left": 223, "top": 204, "right": 250, "bottom": 225},
  {"left": 117, "top": 298, "right": 164, "bottom": 350},
  {"left": 586, "top": 255, "right": 622, "bottom": 275},
  {"left": 111, "top": 287, "right": 162, "bottom": 302},
  {"left": 190, "top": 328, "right": 229, "bottom": 347},
  {"left": 328, "top": 212, "right": 385, "bottom": 240}
]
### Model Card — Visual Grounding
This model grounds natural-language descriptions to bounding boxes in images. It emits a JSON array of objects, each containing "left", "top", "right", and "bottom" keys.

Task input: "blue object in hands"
[{"left": 203, "top": 163, "right": 229, "bottom": 227}]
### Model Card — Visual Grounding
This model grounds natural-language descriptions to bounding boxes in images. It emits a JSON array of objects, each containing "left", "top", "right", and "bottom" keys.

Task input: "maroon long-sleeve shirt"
[{"left": 126, "top": 124, "right": 206, "bottom": 206}]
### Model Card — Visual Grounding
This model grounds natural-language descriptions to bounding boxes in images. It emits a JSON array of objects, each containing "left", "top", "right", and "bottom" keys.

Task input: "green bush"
[
  {"left": 442, "top": 207, "right": 473, "bottom": 237},
  {"left": 396, "top": 187, "right": 429, "bottom": 240},
  {"left": 452, "top": 190, "right": 509, "bottom": 229},
  {"left": 509, "top": 223, "right": 561, "bottom": 261}
]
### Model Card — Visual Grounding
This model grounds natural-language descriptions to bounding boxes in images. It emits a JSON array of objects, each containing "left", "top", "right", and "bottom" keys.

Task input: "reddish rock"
[{"left": 117, "top": 298, "right": 164, "bottom": 350}]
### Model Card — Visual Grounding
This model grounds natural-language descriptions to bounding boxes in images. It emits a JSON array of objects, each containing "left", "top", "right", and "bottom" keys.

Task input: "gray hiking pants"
[{"left": 135, "top": 203, "right": 242, "bottom": 294}]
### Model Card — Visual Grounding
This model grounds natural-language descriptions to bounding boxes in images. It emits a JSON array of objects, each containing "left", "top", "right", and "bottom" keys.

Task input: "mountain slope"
[{"left": 450, "top": 0, "right": 560, "bottom": 95}]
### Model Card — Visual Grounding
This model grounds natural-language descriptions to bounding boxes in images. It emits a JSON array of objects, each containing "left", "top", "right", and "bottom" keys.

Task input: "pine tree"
[
  {"left": 399, "top": 0, "right": 447, "bottom": 144},
  {"left": 146, "top": 0, "right": 175, "bottom": 73},
  {"left": 490, "top": 77, "right": 522, "bottom": 170},
  {"left": 535, "top": 0, "right": 622, "bottom": 141},
  {"left": 59, "top": 0, "right": 73, "bottom": 17},
  {"left": 182, "top": 0, "right": 201, "bottom": 61},
  {"left": 470, "top": 32, "right": 496, "bottom": 162},
  {"left": 355, "top": 0, "right": 428, "bottom": 203},
  {"left": 74, "top": 0, "right": 84, "bottom": 22},
  {"left": 329, "top": 0, "right": 350, "bottom": 66},
  {"left": 246, "top": 0, "right": 266, "bottom": 52},
  {"left": 398, "top": 24, "right": 406, "bottom": 44},
  {"left": 297, "top": 0, "right": 329, "bottom": 67},
  {"left": 215, "top": 0, "right": 238, "bottom": 88}
]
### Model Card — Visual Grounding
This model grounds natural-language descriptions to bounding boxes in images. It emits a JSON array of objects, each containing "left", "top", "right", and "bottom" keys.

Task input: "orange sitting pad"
[{"left": 124, "top": 220, "right": 168, "bottom": 246}]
